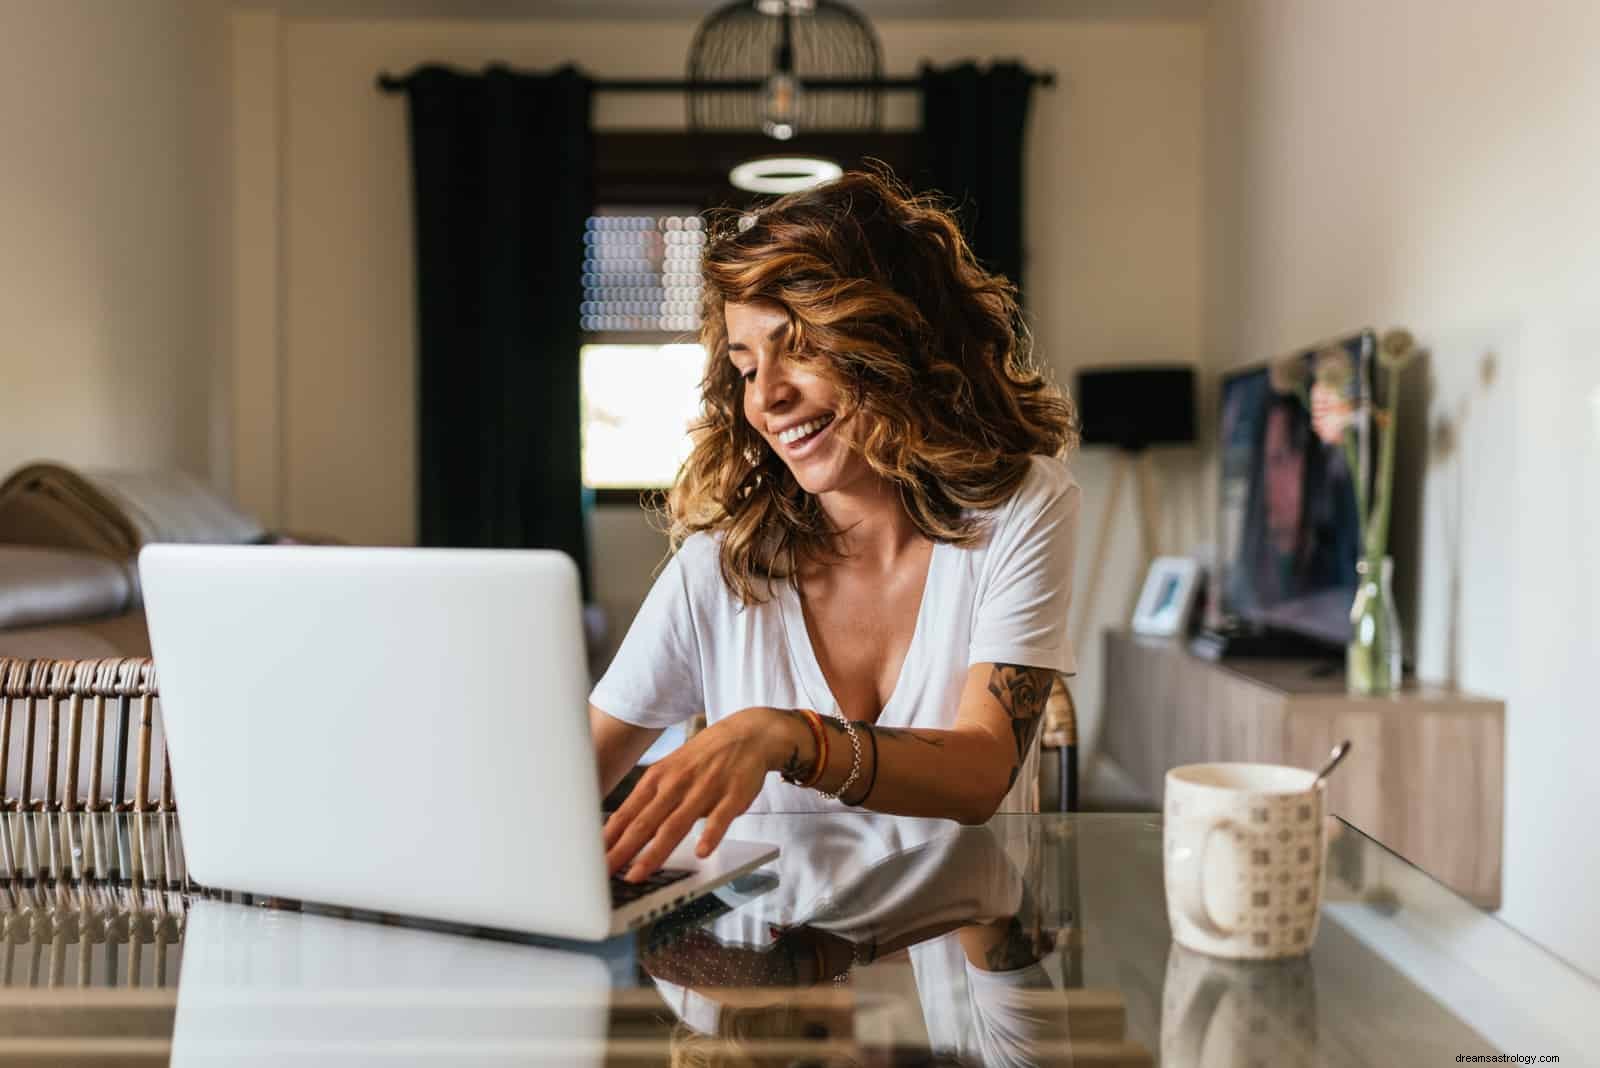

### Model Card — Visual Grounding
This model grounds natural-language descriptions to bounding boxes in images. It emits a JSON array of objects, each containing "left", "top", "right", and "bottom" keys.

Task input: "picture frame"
[{"left": 1131, "top": 556, "right": 1201, "bottom": 637}]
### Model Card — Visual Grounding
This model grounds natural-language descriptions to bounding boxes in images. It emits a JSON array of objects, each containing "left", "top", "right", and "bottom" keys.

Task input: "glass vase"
[{"left": 1347, "top": 555, "right": 1403, "bottom": 696}]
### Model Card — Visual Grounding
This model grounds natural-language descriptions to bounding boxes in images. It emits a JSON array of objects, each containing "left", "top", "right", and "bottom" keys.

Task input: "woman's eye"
[{"left": 741, "top": 368, "right": 757, "bottom": 384}]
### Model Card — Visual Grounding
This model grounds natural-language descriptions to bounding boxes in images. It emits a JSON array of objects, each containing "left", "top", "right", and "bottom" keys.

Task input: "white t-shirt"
[{"left": 590, "top": 454, "right": 1080, "bottom": 814}]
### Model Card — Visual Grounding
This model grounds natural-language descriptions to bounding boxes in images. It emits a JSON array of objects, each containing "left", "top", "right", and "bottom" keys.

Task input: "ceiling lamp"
[
  {"left": 687, "top": 0, "right": 883, "bottom": 140},
  {"left": 728, "top": 155, "right": 844, "bottom": 194}
]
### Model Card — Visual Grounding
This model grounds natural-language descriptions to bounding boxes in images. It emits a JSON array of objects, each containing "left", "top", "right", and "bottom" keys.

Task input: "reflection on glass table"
[
  {"left": 638, "top": 814, "right": 1097, "bottom": 1066},
  {"left": 0, "top": 808, "right": 185, "bottom": 990},
  {"left": 1, "top": 809, "right": 1597, "bottom": 1066}
]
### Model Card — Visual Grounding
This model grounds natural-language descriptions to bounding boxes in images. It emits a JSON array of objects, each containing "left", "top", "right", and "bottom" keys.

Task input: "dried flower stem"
[
  {"left": 1366, "top": 362, "right": 1400, "bottom": 560},
  {"left": 1342, "top": 425, "right": 1367, "bottom": 534},
  {"left": 1363, "top": 330, "right": 1416, "bottom": 561}
]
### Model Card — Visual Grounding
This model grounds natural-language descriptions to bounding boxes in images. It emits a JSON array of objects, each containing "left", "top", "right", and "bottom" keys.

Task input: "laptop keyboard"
[{"left": 611, "top": 867, "right": 694, "bottom": 909}]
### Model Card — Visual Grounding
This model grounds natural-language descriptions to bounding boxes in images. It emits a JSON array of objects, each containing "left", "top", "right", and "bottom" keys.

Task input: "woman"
[{"left": 591, "top": 171, "right": 1080, "bottom": 883}]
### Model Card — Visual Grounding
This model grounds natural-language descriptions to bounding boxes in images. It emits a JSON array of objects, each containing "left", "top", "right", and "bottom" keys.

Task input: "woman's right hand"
[{"left": 602, "top": 706, "right": 810, "bottom": 882}]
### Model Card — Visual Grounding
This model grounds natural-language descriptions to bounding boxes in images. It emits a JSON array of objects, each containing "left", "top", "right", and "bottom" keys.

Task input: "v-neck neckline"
[{"left": 779, "top": 540, "right": 941, "bottom": 726}]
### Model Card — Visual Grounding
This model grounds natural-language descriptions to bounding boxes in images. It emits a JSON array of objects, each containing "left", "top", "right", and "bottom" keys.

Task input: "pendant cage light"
[{"left": 687, "top": 0, "right": 883, "bottom": 138}]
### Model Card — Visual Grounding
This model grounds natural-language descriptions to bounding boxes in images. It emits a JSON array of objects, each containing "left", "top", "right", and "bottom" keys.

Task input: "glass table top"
[{"left": 0, "top": 807, "right": 1593, "bottom": 1066}]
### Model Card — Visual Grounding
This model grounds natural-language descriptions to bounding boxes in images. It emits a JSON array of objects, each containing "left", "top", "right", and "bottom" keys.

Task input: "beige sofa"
[
  {"left": 0, "top": 463, "right": 271, "bottom": 658},
  {"left": 0, "top": 544, "right": 152, "bottom": 658}
]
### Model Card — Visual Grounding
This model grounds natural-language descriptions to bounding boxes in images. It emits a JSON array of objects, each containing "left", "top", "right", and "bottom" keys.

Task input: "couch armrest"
[{"left": 0, "top": 546, "right": 133, "bottom": 631}]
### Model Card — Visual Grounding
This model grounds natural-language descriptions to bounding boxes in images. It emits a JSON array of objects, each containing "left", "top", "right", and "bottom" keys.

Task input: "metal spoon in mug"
[{"left": 1313, "top": 740, "right": 1352, "bottom": 785}]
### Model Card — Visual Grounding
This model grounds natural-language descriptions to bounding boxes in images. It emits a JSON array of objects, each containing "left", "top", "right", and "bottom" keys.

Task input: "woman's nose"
[{"left": 750, "top": 364, "right": 797, "bottom": 413}]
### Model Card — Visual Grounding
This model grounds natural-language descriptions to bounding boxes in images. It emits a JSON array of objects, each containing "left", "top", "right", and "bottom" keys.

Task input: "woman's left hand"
[{"left": 603, "top": 706, "right": 802, "bottom": 881}]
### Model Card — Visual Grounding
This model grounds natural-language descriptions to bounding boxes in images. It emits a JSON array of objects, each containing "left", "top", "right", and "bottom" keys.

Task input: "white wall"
[
  {"left": 232, "top": 13, "right": 1207, "bottom": 754},
  {"left": 0, "top": 0, "right": 228, "bottom": 485},
  {"left": 1206, "top": 0, "right": 1600, "bottom": 976}
]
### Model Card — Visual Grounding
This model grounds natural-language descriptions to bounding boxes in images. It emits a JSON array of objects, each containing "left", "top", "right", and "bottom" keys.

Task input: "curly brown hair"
[{"left": 666, "top": 169, "right": 1077, "bottom": 604}]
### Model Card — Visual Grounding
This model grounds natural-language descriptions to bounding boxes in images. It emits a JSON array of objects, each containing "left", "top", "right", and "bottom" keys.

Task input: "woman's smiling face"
[{"left": 725, "top": 300, "right": 871, "bottom": 498}]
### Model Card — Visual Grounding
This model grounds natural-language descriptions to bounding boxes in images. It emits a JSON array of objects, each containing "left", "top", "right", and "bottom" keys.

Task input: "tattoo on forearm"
[
  {"left": 774, "top": 709, "right": 819, "bottom": 782},
  {"left": 871, "top": 726, "right": 945, "bottom": 749},
  {"left": 987, "top": 663, "right": 1054, "bottom": 787}
]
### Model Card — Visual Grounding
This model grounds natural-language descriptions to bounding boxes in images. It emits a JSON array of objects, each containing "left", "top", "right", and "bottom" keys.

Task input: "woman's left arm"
[
  {"left": 603, "top": 661, "right": 1051, "bottom": 881},
  {"left": 842, "top": 660, "right": 1054, "bottom": 820}
]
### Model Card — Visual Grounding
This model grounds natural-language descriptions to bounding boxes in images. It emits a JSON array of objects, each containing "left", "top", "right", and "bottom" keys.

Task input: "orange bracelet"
[
  {"left": 798, "top": 708, "right": 829, "bottom": 789},
  {"left": 781, "top": 708, "right": 827, "bottom": 787}
]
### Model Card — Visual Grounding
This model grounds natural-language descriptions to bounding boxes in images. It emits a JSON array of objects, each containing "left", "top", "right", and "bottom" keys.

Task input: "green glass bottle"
[{"left": 1347, "top": 556, "right": 1403, "bottom": 696}]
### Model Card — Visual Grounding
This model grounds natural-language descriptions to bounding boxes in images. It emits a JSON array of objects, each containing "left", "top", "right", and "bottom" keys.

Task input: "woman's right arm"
[{"left": 590, "top": 704, "right": 664, "bottom": 799}]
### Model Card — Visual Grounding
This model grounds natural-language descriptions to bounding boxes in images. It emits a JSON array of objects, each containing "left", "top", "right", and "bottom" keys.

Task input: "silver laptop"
[{"left": 139, "top": 544, "right": 777, "bottom": 941}]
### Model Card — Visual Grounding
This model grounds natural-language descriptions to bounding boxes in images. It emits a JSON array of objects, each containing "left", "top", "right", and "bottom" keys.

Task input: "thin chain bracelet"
[{"left": 819, "top": 713, "right": 862, "bottom": 801}]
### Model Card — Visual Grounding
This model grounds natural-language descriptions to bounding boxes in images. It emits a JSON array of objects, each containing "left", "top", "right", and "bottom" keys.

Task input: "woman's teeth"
[{"left": 777, "top": 413, "right": 834, "bottom": 446}]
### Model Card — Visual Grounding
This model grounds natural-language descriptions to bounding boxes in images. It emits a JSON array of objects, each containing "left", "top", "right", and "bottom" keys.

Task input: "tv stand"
[
  {"left": 1188, "top": 622, "right": 1341, "bottom": 661},
  {"left": 1100, "top": 629, "right": 1504, "bottom": 906}
]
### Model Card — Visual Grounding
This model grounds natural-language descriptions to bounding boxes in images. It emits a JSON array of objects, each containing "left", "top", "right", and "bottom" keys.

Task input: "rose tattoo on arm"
[{"left": 986, "top": 663, "right": 1055, "bottom": 789}]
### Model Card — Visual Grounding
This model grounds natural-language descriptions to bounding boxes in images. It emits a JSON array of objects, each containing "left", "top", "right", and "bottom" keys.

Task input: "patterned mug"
[{"left": 1163, "top": 763, "right": 1328, "bottom": 960}]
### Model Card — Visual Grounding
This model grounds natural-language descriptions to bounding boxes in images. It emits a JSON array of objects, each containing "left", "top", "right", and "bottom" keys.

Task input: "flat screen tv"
[{"left": 1216, "top": 330, "right": 1375, "bottom": 647}]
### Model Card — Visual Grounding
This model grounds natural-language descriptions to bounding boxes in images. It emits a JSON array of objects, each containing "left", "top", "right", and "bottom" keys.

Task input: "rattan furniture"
[{"left": 0, "top": 657, "right": 170, "bottom": 815}]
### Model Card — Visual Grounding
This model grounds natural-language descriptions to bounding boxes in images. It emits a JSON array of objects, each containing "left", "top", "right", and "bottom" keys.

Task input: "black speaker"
[{"left": 1075, "top": 365, "right": 1196, "bottom": 450}]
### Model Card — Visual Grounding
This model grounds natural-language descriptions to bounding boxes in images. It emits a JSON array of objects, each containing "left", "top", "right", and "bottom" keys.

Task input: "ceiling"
[{"left": 230, "top": 0, "right": 1210, "bottom": 20}]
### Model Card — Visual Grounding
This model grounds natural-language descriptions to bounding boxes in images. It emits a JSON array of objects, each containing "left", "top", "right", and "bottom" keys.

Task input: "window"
[
  {"left": 581, "top": 342, "right": 705, "bottom": 490},
  {"left": 580, "top": 209, "right": 708, "bottom": 495}
]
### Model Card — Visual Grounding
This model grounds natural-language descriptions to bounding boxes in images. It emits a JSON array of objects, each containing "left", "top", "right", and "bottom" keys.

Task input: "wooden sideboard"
[{"left": 1100, "top": 629, "right": 1504, "bottom": 907}]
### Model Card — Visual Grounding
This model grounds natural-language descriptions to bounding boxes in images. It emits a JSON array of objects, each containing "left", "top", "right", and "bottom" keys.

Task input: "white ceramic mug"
[{"left": 1163, "top": 762, "right": 1328, "bottom": 960}]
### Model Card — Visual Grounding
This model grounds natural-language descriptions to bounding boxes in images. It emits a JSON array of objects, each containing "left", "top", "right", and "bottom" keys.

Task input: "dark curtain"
[
  {"left": 919, "top": 61, "right": 1035, "bottom": 299},
  {"left": 398, "top": 64, "right": 592, "bottom": 593}
]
